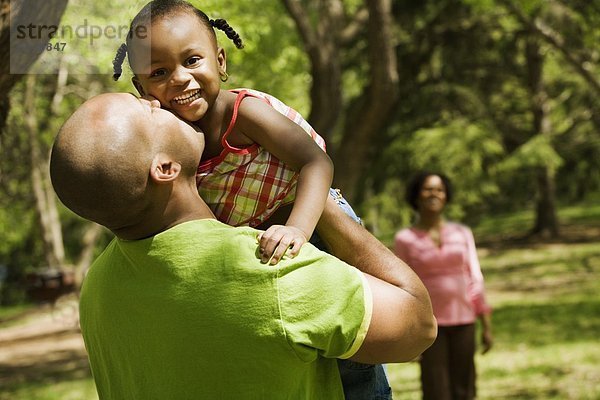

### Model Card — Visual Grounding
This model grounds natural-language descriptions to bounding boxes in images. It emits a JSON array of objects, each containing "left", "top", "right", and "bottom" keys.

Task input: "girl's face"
[
  {"left": 417, "top": 175, "right": 447, "bottom": 214},
  {"left": 129, "top": 12, "right": 226, "bottom": 123}
]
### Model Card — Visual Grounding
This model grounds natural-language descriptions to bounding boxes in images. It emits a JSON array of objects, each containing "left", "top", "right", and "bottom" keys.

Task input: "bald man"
[{"left": 51, "top": 93, "right": 436, "bottom": 400}]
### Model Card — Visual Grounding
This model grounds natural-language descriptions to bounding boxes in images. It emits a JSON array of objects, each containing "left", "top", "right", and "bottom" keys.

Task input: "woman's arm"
[
  {"left": 479, "top": 312, "right": 493, "bottom": 354},
  {"left": 463, "top": 225, "right": 493, "bottom": 353},
  {"left": 234, "top": 96, "right": 333, "bottom": 264}
]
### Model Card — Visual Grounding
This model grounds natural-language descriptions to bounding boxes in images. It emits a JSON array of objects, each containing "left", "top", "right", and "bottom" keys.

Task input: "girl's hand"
[{"left": 257, "top": 225, "right": 307, "bottom": 265}]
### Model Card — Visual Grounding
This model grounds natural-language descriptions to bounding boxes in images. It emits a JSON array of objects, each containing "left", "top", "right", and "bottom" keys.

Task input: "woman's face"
[{"left": 417, "top": 175, "right": 447, "bottom": 214}]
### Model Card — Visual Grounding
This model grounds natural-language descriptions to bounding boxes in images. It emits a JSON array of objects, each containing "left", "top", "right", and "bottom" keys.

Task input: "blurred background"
[{"left": 0, "top": 0, "right": 598, "bottom": 398}]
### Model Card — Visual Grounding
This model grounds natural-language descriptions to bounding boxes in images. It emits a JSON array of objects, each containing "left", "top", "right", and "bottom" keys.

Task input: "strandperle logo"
[
  {"left": 8, "top": 1, "right": 151, "bottom": 75},
  {"left": 14, "top": 19, "right": 147, "bottom": 46}
]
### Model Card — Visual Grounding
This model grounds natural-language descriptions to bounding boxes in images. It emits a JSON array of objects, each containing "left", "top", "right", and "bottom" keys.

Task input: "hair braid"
[
  {"left": 210, "top": 18, "right": 244, "bottom": 49},
  {"left": 112, "top": 43, "right": 128, "bottom": 81}
]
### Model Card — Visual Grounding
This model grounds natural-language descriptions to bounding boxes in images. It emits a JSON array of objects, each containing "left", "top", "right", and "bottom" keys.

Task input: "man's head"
[{"left": 50, "top": 93, "right": 204, "bottom": 237}]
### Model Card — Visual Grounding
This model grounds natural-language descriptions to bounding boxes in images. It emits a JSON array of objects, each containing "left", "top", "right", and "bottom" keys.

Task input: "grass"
[
  {"left": 0, "top": 304, "right": 34, "bottom": 323},
  {"left": 0, "top": 379, "right": 97, "bottom": 400},
  {"left": 2, "top": 201, "right": 600, "bottom": 399},
  {"left": 474, "top": 198, "right": 600, "bottom": 243}
]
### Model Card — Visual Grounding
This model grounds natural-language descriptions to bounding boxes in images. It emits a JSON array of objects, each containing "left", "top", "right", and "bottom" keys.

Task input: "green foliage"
[
  {"left": 495, "top": 134, "right": 563, "bottom": 174},
  {"left": 3, "top": 0, "right": 600, "bottom": 299},
  {"left": 364, "top": 0, "right": 600, "bottom": 235},
  {"left": 361, "top": 179, "right": 413, "bottom": 245},
  {"left": 1, "top": 0, "right": 137, "bottom": 302},
  {"left": 205, "top": 0, "right": 310, "bottom": 114},
  {"left": 363, "top": 116, "right": 505, "bottom": 240}
]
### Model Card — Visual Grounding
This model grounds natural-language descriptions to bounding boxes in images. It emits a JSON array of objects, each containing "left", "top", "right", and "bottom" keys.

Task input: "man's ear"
[
  {"left": 132, "top": 77, "right": 145, "bottom": 96},
  {"left": 150, "top": 153, "right": 181, "bottom": 183}
]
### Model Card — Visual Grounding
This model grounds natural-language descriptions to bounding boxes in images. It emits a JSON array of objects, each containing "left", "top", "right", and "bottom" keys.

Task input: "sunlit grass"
[
  {"left": 0, "top": 378, "right": 97, "bottom": 400},
  {"left": 0, "top": 304, "right": 33, "bottom": 321},
  {"left": 474, "top": 198, "right": 600, "bottom": 241},
  {"left": 478, "top": 342, "right": 600, "bottom": 399}
]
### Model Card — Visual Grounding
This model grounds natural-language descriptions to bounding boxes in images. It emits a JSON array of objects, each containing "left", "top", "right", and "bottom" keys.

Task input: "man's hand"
[{"left": 257, "top": 225, "right": 307, "bottom": 264}]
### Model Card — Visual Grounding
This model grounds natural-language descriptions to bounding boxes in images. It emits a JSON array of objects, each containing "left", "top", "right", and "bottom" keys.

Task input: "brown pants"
[{"left": 420, "top": 324, "right": 476, "bottom": 400}]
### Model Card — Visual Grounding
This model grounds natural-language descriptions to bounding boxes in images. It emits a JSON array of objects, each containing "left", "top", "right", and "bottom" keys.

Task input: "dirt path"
[{"left": 0, "top": 296, "right": 91, "bottom": 392}]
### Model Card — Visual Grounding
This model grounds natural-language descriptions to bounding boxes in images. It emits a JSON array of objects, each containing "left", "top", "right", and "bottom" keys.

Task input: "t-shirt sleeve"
[{"left": 276, "top": 244, "right": 372, "bottom": 362}]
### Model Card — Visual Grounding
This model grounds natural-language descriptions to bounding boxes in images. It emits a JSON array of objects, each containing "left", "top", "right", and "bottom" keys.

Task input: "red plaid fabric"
[{"left": 196, "top": 89, "right": 327, "bottom": 227}]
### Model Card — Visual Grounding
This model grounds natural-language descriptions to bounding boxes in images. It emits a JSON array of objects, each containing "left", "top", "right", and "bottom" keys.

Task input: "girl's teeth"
[{"left": 173, "top": 90, "right": 201, "bottom": 105}]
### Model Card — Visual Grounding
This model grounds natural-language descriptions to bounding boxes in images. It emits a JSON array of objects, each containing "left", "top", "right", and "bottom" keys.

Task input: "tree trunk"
[
  {"left": 331, "top": 0, "right": 399, "bottom": 201},
  {"left": 532, "top": 167, "right": 559, "bottom": 237},
  {"left": 525, "top": 31, "right": 560, "bottom": 238},
  {"left": 75, "top": 223, "right": 104, "bottom": 286},
  {"left": 281, "top": 0, "right": 344, "bottom": 141},
  {"left": 23, "top": 62, "right": 103, "bottom": 284},
  {"left": 24, "top": 74, "right": 66, "bottom": 267},
  {"left": 0, "top": 0, "right": 69, "bottom": 133},
  {"left": 282, "top": 0, "right": 400, "bottom": 201}
]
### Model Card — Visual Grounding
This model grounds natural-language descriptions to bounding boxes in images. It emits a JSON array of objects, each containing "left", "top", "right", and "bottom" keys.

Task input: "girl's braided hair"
[{"left": 113, "top": 0, "right": 243, "bottom": 81}]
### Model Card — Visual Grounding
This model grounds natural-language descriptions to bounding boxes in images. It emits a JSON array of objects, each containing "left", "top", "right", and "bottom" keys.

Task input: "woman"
[{"left": 395, "top": 172, "right": 493, "bottom": 400}]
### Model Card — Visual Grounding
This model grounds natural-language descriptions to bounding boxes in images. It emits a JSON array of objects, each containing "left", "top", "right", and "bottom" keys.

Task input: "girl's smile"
[{"left": 172, "top": 89, "right": 203, "bottom": 105}]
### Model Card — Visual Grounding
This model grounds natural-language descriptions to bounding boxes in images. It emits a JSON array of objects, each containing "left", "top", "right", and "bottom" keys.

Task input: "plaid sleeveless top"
[{"left": 196, "top": 89, "right": 327, "bottom": 227}]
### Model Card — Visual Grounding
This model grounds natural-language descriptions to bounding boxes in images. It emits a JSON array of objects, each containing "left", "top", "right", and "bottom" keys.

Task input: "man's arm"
[{"left": 316, "top": 197, "right": 437, "bottom": 363}]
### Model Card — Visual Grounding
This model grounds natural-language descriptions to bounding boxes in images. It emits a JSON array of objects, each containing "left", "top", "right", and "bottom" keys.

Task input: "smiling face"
[
  {"left": 128, "top": 12, "right": 226, "bottom": 123},
  {"left": 132, "top": 95, "right": 205, "bottom": 173},
  {"left": 417, "top": 175, "right": 447, "bottom": 215}
]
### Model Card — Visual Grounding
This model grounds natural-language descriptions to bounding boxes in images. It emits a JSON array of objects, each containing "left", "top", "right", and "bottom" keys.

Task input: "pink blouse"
[{"left": 394, "top": 222, "right": 491, "bottom": 327}]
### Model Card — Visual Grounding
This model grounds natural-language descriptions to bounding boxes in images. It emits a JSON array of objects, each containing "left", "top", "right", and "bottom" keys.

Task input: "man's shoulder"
[
  {"left": 91, "top": 220, "right": 260, "bottom": 268},
  {"left": 164, "top": 220, "right": 261, "bottom": 255},
  {"left": 158, "top": 219, "right": 257, "bottom": 242}
]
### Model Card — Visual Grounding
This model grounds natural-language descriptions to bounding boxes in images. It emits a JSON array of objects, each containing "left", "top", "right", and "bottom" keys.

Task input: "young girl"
[
  {"left": 114, "top": 1, "right": 335, "bottom": 267},
  {"left": 113, "top": 1, "right": 391, "bottom": 398}
]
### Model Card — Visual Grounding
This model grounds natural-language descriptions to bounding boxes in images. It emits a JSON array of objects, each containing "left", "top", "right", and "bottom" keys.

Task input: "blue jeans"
[{"left": 310, "top": 188, "right": 393, "bottom": 400}]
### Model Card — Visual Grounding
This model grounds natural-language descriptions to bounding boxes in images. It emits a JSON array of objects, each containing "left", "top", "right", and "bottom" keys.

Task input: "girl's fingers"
[
  {"left": 258, "top": 226, "right": 307, "bottom": 264},
  {"left": 286, "top": 238, "right": 305, "bottom": 258}
]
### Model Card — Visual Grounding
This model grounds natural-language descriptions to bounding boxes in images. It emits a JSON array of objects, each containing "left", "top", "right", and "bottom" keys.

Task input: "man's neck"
[{"left": 113, "top": 190, "right": 216, "bottom": 240}]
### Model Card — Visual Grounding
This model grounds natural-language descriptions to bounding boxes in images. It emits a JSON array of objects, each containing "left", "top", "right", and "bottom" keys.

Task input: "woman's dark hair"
[
  {"left": 113, "top": 0, "right": 244, "bottom": 81},
  {"left": 405, "top": 171, "right": 453, "bottom": 211}
]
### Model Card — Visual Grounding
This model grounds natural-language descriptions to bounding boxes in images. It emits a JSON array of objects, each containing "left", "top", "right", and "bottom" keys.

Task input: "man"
[{"left": 50, "top": 93, "right": 436, "bottom": 399}]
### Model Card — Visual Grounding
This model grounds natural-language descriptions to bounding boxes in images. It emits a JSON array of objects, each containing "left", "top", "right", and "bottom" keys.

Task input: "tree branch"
[
  {"left": 339, "top": 7, "right": 369, "bottom": 46},
  {"left": 499, "top": 0, "right": 600, "bottom": 97},
  {"left": 367, "top": 0, "right": 398, "bottom": 95},
  {"left": 281, "top": 0, "right": 318, "bottom": 51},
  {"left": 332, "top": 0, "right": 399, "bottom": 200}
]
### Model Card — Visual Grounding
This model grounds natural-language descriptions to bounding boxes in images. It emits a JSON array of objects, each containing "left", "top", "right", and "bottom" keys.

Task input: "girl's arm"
[{"left": 234, "top": 96, "right": 333, "bottom": 264}]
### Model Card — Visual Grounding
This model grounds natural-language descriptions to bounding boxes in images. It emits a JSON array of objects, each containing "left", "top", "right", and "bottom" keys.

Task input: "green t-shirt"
[{"left": 80, "top": 219, "right": 371, "bottom": 400}]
